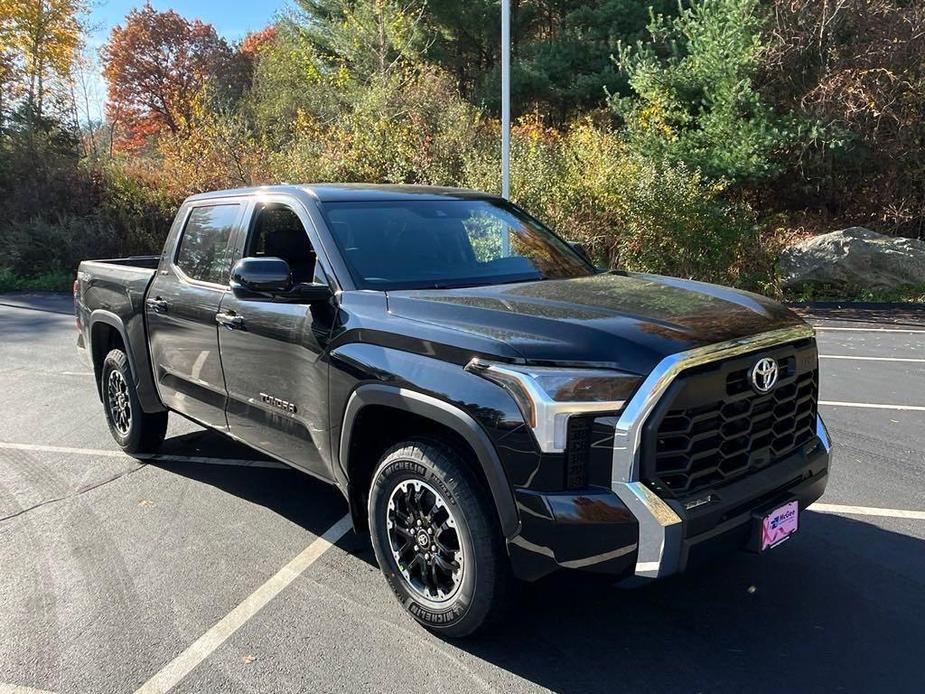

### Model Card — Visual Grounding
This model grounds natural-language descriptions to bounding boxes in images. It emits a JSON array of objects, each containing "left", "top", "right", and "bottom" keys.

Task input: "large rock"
[{"left": 779, "top": 227, "right": 925, "bottom": 290}]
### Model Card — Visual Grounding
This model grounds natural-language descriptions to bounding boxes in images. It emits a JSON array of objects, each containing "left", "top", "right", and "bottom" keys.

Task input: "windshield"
[{"left": 320, "top": 199, "right": 595, "bottom": 290}]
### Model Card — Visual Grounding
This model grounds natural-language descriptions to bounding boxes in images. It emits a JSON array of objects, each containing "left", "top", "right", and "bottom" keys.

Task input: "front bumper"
[
  {"left": 680, "top": 439, "right": 829, "bottom": 572},
  {"left": 505, "top": 325, "right": 832, "bottom": 582},
  {"left": 611, "top": 325, "right": 827, "bottom": 579},
  {"left": 506, "top": 418, "right": 830, "bottom": 581}
]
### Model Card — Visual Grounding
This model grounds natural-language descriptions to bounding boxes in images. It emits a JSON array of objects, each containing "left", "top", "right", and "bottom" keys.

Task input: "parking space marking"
[
  {"left": 811, "top": 503, "right": 925, "bottom": 521},
  {"left": 814, "top": 327, "right": 925, "bottom": 334},
  {"left": 134, "top": 513, "right": 352, "bottom": 694},
  {"left": 0, "top": 684, "right": 57, "bottom": 694},
  {"left": 0, "top": 442, "right": 286, "bottom": 469},
  {"left": 819, "top": 355, "right": 925, "bottom": 363},
  {"left": 819, "top": 400, "right": 925, "bottom": 411}
]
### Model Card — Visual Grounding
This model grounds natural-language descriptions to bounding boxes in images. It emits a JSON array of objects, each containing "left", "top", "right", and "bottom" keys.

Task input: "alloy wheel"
[
  {"left": 386, "top": 479, "right": 465, "bottom": 604},
  {"left": 107, "top": 369, "right": 132, "bottom": 436}
]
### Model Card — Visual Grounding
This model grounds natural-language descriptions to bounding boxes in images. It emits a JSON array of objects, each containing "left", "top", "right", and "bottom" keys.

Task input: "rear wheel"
[
  {"left": 101, "top": 349, "right": 167, "bottom": 454},
  {"left": 368, "top": 439, "right": 510, "bottom": 638}
]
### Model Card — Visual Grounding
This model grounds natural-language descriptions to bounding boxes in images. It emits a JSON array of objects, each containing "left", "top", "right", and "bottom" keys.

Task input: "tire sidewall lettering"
[{"left": 372, "top": 454, "right": 474, "bottom": 628}]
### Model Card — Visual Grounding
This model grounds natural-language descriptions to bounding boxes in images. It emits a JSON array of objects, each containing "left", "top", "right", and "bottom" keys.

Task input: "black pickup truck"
[{"left": 75, "top": 184, "right": 831, "bottom": 636}]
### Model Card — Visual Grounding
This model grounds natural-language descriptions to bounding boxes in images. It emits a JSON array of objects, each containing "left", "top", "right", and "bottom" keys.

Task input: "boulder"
[{"left": 779, "top": 227, "right": 925, "bottom": 290}]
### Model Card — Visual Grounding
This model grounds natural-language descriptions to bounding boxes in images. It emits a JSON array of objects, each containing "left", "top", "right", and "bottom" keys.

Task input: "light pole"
[{"left": 501, "top": 0, "right": 511, "bottom": 200}]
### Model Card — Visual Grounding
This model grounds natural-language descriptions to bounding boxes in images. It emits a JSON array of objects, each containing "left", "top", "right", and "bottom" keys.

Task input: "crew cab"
[{"left": 75, "top": 184, "right": 832, "bottom": 636}]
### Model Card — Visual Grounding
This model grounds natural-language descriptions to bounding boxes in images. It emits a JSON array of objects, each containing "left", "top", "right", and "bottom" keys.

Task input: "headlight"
[{"left": 465, "top": 358, "right": 641, "bottom": 453}]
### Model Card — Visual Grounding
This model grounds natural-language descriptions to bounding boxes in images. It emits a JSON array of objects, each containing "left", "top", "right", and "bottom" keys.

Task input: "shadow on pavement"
[
  {"left": 155, "top": 429, "right": 278, "bottom": 463},
  {"left": 147, "top": 431, "right": 923, "bottom": 693},
  {"left": 0, "top": 292, "right": 75, "bottom": 315},
  {"left": 147, "top": 430, "right": 352, "bottom": 541},
  {"left": 462, "top": 512, "right": 924, "bottom": 694},
  {"left": 0, "top": 302, "right": 76, "bottom": 342}
]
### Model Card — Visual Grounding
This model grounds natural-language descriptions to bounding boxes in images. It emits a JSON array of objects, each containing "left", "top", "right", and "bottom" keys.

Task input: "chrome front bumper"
[{"left": 609, "top": 324, "right": 832, "bottom": 579}]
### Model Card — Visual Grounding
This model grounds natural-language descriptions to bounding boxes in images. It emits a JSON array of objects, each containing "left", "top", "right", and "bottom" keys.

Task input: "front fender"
[
  {"left": 339, "top": 383, "right": 521, "bottom": 538},
  {"left": 331, "top": 343, "right": 532, "bottom": 539}
]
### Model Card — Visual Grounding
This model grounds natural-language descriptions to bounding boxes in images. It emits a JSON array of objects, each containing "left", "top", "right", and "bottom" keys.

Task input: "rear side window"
[{"left": 175, "top": 204, "right": 240, "bottom": 284}]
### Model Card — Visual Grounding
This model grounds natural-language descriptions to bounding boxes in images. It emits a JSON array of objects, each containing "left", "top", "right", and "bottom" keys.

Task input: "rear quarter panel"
[{"left": 77, "top": 259, "right": 163, "bottom": 412}]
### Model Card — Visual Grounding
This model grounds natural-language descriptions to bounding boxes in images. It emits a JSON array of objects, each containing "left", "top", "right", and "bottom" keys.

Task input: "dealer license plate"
[{"left": 761, "top": 500, "right": 799, "bottom": 551}]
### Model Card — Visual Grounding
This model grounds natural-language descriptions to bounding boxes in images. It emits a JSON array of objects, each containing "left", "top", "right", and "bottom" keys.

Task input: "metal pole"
[{"left": 501, "top": 0, "right": 511, "bottom": 201}]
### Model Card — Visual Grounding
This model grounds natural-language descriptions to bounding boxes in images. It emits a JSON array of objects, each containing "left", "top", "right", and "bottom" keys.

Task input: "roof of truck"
[{"left": 185, "top": 183, "right": 499, "bottom": 203}]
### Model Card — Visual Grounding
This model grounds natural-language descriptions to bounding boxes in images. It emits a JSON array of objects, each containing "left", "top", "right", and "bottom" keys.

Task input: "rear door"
[
  {"left": 217, "top": 197, "right": 337, "bottom": 478},
  {"left": 146, "top": 200, "right": 246, "bottom": 430}
]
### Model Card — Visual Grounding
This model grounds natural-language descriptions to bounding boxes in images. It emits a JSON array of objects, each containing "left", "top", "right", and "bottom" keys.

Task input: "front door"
[
  {"left": 217, "top": 200, "right": 336, "bottom": 478},
  {"left": 146, "top": 201, "right": 245, "bottom": 430}
]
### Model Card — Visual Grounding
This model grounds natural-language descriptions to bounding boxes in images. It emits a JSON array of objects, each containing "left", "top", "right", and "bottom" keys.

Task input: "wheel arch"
[
  {"left": 88, "top": 310, "right": 165, "bottom": 413},
  {"left": 339, "top": 384, "right": 521, "bottom": 539},
  {"left": 89, "top": 312, "right": 132, "bottom": 398}
]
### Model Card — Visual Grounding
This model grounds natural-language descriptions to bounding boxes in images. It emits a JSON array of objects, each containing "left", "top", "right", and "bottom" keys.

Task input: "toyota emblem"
[{"left": 750, "top": 357, "right": 779, "bottom": 394}]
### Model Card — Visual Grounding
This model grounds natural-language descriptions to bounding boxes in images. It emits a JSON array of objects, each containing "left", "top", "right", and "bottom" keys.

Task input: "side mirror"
[
  {"left": 288, "top": 282, "right": 332, "bottom": 302},
  {"left": 231, "top": 257, "right": 292, "bottom": 294}
]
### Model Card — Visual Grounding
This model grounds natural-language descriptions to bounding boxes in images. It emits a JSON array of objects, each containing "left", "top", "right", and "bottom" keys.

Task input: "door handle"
[
  {"left": 145, "top": 297, "right": 169, "bottom": 314},
  {"left": 215, "top": 311, "right": 245, "bottom": 330}
]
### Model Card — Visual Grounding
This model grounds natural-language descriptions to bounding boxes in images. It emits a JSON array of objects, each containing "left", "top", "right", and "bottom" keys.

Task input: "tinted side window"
[
  {"left": 175, "top": 204, "right": 240, "bottom": 284},
  {"left": 245, "top": 205, "right": 318, "bottom": 284}
]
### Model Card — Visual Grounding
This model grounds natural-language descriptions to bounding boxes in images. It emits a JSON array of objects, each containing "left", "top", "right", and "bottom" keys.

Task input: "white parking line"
[
  {"left": 810, "top": 503, "right": 925, "bottom": 521},
  {"left": 819, "top": 400, "right": 925, "bottom": 411},
  {"left": 0, "top": 442, "right": 286, "bottom": 468},
  {"left": 814, "top": 326, "right": 925, "bottom": 334},
  {"left": 134, "top": 513, "right": 352, "bottom": 694},
  {"left": 819, "top": 355, "right": 925, "bottom": 363},
  {"left": 0, "top": 685, "right": 57, "bottom": 694}
]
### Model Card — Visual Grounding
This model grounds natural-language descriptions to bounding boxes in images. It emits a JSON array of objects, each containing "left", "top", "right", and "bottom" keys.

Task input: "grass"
[{"left": 0, "top": 267, "right": 74, "bottom": 293}]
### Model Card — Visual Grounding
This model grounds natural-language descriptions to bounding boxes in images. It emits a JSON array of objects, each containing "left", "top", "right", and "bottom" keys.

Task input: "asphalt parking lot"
[{"left": 1, "top": 293, "right": 923, "bottom": 694}]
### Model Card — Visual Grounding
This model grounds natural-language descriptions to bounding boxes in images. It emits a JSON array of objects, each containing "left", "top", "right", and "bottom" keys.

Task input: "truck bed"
[
  {"left": 75, "top": 256, "right": 162, "bottom": 408},
  {"left": 78, "top": 257, "right": 159, "bottom": 289},
  {"left": 75, "top": 255, "right": 160, "bottom": 306},
  {"left": 80, "top": 255, "right": 161, "bottom": 270}
]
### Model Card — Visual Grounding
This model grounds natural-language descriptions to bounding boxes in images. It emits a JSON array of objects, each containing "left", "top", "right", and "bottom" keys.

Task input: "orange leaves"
[
  {"left": 101, "top": 3, "right": 232, "bottom": 151},
  {"left": 241, "top": 27, "right": 277, "bottom": 58}
]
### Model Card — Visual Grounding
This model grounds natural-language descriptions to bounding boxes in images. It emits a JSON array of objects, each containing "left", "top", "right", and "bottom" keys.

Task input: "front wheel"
[
  {"left": 368, "top": 439, "right": 510, "bottom": 638},
  {"left": 101, "top": 349, "right": 168, "bottom": 454}
]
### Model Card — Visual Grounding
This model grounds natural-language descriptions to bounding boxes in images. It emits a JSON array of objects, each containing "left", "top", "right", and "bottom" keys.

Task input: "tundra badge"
[{"left": 260, "top": 393, "right": 297, "bottom": 413}]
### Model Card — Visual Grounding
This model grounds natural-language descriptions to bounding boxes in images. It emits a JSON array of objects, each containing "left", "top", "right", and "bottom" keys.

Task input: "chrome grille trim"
[{"left": 609, "top": 324, "right": 820, "bottom": 578}]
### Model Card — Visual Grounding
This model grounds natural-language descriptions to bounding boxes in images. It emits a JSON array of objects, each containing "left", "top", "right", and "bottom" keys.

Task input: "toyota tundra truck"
[{"left": 74, "top": 184, "right": 832, "bottom": 637}]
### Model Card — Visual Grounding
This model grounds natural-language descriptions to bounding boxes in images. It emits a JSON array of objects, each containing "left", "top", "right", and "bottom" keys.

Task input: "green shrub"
[
  {"left": 614, "top": 157, "right": 760, "bottom": 284},
  {"left": 461, "top": 119, "right": 758, "bottom": 284},
  {"left": 0, "top": 216, "right": 121, "bottom": 279},
  {"left": 273, "top": 67, "right": 484, "bottom": 186},
  {"left": 98, "top": 166, "right": 177, "bottom": 254},
  {"left": 0, "top": 268, "right": 75, "bottom": 292},
  {"left": 612, "top": 0, "right": 794, "bottom": 184}
]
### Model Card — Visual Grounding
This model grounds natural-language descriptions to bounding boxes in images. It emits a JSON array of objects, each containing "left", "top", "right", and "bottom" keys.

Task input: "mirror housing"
[
  {"left": 287, "top": 282, "right": 332, "bottom": 302},
  {"left": 231, "top": 257, "right": 291, "bottom": 294},
  {"left": 231, "top": 257, "right": 332, "bottom": 303}
]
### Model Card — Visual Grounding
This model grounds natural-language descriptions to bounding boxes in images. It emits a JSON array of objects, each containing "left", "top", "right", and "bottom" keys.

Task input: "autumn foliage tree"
[
  {"left": 101, "top": 2, "right": 233, "bottom": 149},
  {"left": 0, "top": 0, "right": 86, "bottom": 122}
]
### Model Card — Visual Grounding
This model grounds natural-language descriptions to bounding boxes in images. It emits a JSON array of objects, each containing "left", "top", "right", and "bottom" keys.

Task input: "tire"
[
  {"left": 368, "top": 439, "right": 510, "bottom": 638},
  {"left": 101, "top": 349, "right": 168, "bottom": 454}
]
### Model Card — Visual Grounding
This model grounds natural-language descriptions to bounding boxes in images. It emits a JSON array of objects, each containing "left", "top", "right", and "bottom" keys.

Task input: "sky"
[{"left": 82, "top": 1, "right": 288, "bottom": 121}]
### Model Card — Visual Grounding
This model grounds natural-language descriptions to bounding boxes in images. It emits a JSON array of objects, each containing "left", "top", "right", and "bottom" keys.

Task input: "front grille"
[
  {"left": 565, "top": 416, "right": 592, "bottom": 489},
  {"left": 642, "top": 339, "right": 818, "bottom": 497}
]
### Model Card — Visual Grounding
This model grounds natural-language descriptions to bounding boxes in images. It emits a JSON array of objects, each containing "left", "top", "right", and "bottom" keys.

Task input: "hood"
[{"left": 386, "top": 273, "right": 806, "bottom": 374}]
